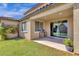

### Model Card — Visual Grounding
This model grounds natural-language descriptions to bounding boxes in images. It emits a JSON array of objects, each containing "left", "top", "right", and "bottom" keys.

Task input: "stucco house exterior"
[
  {"left": 1, "top": 3, "right": 79, "bottom": 54},
  {"left": 0, "top": 17, "right": 19, "bottom": 38},
  {"left": 18, "top": 3, "right": 79, "bottom": 54},
  {"left": 19, "top": 3, "right": 73, "bottom": 40}
]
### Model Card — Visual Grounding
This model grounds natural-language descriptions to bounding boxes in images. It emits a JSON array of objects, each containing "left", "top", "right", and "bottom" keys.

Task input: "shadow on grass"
[{"left": 4, "top": 37, "right": 24, "bottom": 41}]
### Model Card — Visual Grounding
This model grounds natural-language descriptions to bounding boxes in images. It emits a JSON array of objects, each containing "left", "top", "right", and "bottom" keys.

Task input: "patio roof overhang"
[
  {"left": 34, "top": 8, "right": 73, "bottom": 21},
  {"left": 29, "top": 4, "right": 73, "bottom": 21}
]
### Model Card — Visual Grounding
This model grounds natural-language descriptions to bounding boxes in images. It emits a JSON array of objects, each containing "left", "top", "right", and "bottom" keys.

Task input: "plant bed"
[{"left": 64, "top": 38, "right": 73, "bottom": 52}]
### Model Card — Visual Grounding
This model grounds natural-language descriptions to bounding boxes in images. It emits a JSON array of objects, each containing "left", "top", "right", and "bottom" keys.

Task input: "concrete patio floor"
[{"left": 34, "top": 37, "right": 71, "bottom": 52}]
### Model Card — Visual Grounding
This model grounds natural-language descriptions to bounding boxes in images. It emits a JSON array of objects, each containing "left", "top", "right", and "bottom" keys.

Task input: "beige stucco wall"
[
  {"left": 26, "top": 4, "right": 73, "bottom": 40},
  {"left": 1, "top": 20, "right": 19, "bottom": 26},
  {"left": 19, "top": 20, "right": 32, "bottom": 40},
  {"left": 25, "top": 16, "right": 73, "bottom": 40},
  {"left": 73, "top": 3, "right": 79, "bottom": 53},
  {"left": 19, "top": 19, "right": 45, "bottom": 40},
  {"left": 43, "top": 16, "right": 73, "bottom": 39},
  {"left": 20, "top": 4, "right": 73, "bottom": 40},
  {"left": 0, "top": 19, "right": 19, "bottom": 38},
  {"left": 19, "top": 3, "right": 79, "bottom": 54},
  {"left": 22, "top": 16, "right": 73, "bottom": 40},
  {"left": 7, "top": 34, "right": 18, "bottom": 38},
  {"left": 31, "top": 20, "right": 45, "bottom": 39}
]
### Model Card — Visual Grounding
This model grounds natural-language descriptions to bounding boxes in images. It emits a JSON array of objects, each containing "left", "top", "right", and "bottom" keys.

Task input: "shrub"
[
  {"left": 0, "top": 25, "right": 7, "bottom": 40},
  {"left": 0, "top": 23, "right": 18, "bottom": 40},
  {"left": 6, "top": 26, "right": 18, "bottom": 34},
  {"left": 64, "top": 38, "right": 73, "bottom": 47}
]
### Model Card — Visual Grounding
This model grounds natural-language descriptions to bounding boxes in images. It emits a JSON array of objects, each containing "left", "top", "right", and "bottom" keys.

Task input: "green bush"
[
  {"left": 6, "top": 26, "right": 18, "bottom": 34},
  {"left": 0, "top": 25, "right": 7, "bottom": 40},
  {"left": 64, "top": 38, "right": 73, "bottom": 47},
  {"left": 0, "top": 23, "right": 18, "bottom": 40}
]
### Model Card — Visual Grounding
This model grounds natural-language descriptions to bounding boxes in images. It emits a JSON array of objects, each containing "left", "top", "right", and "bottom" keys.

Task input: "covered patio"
[
  {"left": 34, "top": 37, "right": 72, "bottom": 52},
  {"left": 30, "top": 4, "right": 73, "bottom": 52},
  {"left": 37, "top": 36, "right": 64, "bottom": 44},
  {"left": 19, "top": 3, "right": 79, "bottom": 54},
  {"left": 31, "top": 4, "right": 73, "bottom": 42}
]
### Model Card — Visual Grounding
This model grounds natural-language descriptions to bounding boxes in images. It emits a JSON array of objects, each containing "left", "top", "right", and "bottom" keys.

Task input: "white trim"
[
  {"left": 22, "top": 31, "right": 28, "bottom": 32},
  {"left": 21, "top": 22, "right": 28, "bottom": 32}
]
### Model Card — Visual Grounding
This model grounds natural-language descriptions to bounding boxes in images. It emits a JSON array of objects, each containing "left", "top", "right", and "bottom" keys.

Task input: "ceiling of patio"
[{"left": 34, "top": 7, "right": 73, "bottom": 21}]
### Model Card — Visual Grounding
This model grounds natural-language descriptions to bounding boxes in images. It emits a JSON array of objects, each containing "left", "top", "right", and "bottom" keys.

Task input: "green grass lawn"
[{"left": 0, "top": 39, "right": 77, "bottom": 56}]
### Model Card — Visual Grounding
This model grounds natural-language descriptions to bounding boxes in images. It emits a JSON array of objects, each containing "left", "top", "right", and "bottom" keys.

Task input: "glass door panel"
[{"left": 51, "top": 20, "right": 67, "bottom": 38}]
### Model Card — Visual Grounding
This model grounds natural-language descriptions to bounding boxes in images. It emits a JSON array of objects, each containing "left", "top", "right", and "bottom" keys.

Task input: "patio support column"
[
  {"left": 73, "top": 3, "right": 79, "bottom": 53},
  {"left": 30, "top": 20, "right": 35, "bottom": 40},
  {"left": 25, "top": 20, "right": 32, "bottom": 40},
  {"left": 67, "top": 17, "right": 73, "bottom": 40}
]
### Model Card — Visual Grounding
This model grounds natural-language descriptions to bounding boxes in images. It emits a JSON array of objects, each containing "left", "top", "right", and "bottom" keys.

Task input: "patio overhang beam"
[{"left": 29, "top": 4, "right": 73, "bottom": 20}]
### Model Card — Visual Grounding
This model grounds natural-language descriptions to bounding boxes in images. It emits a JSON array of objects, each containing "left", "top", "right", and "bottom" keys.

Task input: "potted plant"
[{"left": 64, "top": 38, "right": 73, "bottom": 52}]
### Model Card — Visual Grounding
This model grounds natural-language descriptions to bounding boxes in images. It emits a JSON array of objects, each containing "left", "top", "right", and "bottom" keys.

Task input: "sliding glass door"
[{"left": 50, "top": 20, "right": 68, "bottom": 38}]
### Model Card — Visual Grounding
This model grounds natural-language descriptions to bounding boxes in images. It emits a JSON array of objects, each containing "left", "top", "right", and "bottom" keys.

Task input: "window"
[
  {"left": 21, "top": 22, "right": 27, "bottom": 32},
  {"left": 35, "top": 21, "right": 43, "bottom": 31},
  {"left": 51, "top": 20, "right": 67, "bottom": 38}
]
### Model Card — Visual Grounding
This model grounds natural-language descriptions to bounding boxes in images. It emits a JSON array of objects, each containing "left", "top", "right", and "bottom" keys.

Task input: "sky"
[{"left": 0, "top": 3, "right": 37, "bottom": 20}]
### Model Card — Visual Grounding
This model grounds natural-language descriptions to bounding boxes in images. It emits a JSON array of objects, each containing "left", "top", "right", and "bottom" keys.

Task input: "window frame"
[
  {"left": 35, "top": 21, "right": 43, "bottom": 32},
  {"left": 21, "top": 22, "right": 27, "bottom": 32}
]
